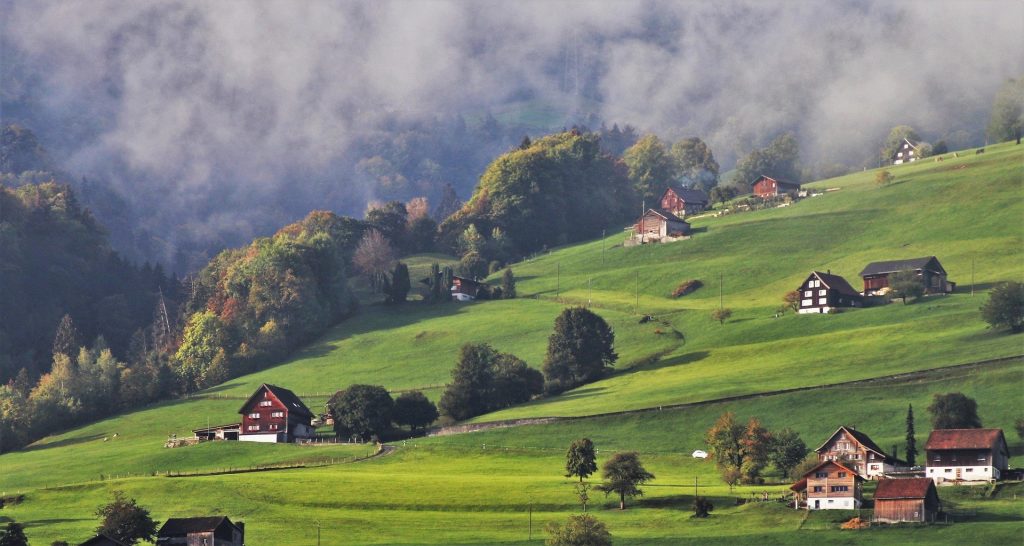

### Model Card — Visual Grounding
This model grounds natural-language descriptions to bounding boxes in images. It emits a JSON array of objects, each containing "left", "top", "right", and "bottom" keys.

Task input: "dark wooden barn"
[
  {"left": 892, "top": 138, "right": 921, "bottom": 165},
  {"left": 632, "top": 208, "right": 691, "bottom": 243},
  {"left": 859, "top": 256, "right": 954, "bottom": 296},
  {"left": 751, "top": 175, "right": 801, "bottom": 198},
  {"left": 925, "top": 428, "right": 1010, "bottom": 484},
  {"left": 79, "top": 534, "right": 129, "bottom": 546},
  {"left": 659, "top": 187, "right": 710, "bottom": 217},
  {"left": 239, "top": 384, "right": 315, "bottom": 443},
  {"left": 873, "top": 478, "right": 940, "bottom": 523},
  {"left": 156, "top": 516, "right": 244, "bottom": 546},
  {"left": 796, "top": 271, "right": 863, "bottom": 314}
]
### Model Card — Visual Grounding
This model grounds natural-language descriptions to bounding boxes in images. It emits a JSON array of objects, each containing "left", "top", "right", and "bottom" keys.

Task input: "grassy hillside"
[{"left": 1, "top": 141, "right": 1021, "bottom": 544}]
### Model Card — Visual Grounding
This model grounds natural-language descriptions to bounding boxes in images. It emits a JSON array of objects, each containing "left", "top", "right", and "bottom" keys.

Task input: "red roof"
[
  {"left": 874, "top": 478, "right": 935, "bottom": 500},
  {"left": 925, "top": 428, "right": 1006, "bottom": 451}
]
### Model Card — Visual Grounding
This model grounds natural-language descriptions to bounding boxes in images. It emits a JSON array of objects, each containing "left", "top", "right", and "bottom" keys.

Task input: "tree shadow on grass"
[
  {"left": 23, "top": 518, "right": 91, "bottom": 527},
  {"left": 555, "top": 386, "right": 608, "bottom": 401},
  {"left": 631, "top": 351, "right": 710, "bottom": 373},
  {"left": 22, "top": 433, "right": 107, "bottom": 453}
]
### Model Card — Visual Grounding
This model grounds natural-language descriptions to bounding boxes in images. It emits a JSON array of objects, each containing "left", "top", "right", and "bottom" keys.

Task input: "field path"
[{"left": 428, "top": 355, "right": 1022, "bottom": 437}]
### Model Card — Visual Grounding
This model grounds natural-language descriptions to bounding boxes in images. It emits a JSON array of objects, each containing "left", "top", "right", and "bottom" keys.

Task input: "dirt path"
[{"left": 428, "top": 355, "right": 1021, "bottom": 437}]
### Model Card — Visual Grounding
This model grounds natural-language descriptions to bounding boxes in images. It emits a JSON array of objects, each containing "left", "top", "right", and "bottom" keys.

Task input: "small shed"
[
  {"left": 632, "top": 208, "right": 691, "bottom": 243},
  {"left": 873, "top": 478, "right": 940, "bottom": 523}
]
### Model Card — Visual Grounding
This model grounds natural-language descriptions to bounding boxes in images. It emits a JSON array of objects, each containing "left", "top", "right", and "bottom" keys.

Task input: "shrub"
[{"left": 671, "top": 280, "right": 703, "bottom": 298}]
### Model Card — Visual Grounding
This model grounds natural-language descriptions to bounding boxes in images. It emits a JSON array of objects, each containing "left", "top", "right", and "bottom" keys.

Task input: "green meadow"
[{"left": 1, "top": 141, "right": 1022, "bottom": 544}]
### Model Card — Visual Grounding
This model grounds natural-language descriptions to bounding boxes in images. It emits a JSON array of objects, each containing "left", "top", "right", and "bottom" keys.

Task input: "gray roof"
[
  {"left": 673, "top": 187, "right": 710, "bottom": 204},
  {"left": 158, "top": 516, "right": 238, "bottom": 536},
  {"left": 809, "top": 272, "right": 861, "bottom": 298},
  {"left": 750, "top": 174, "right": 801, "bottom": 189},
  {"left": 859, "top": 256, "right": 945, "bottom": 277},
  {"left": 644, "top": 208, "right": 689, "bottom": 224},
  {"left": 239, "top": 384, "right": 313, "bottom": 418}
]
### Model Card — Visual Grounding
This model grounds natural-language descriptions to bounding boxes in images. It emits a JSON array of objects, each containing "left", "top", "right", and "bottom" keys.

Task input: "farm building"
[
  {"left": 796, "top": 271, "right": 863, "bottom": 314},
  {"left": 873, "top": 478, "right": 941, "bottom": 523},
  {"left": 892, "top": 138, "right": 922, "bottom": 165},
  {"left": 859, "top": 256, "right": 954, "bottom": 296},
  {"left": 790, "top": 460, "right": 864, "bottom": 510},
  {"left": 451, "top": 275, "right": 484, "bottom": 301},
  {"left": 239, "top": 384, "right": 315, "bottom": 443},
  {"left": 79, "top": 534, "right": 129, "bottom": 546},
  {"left": 751, "top": 175, "right": 801, "bottom": 198},
  {"left": 659, "top": 186, "right": 710, "bottom": 217},
  {"left": 925, "top": 428, "right": 1009, "bottom": 484},
  {"left": 156, "top": 516, "right": 244, "bottom": 546},
  {"left": 815, "top": 425, "right": 904, "bottom": 479},
  {"left": 631, "top": 208, "right": 691, "bottom": 243},
  {"left": 192, "top": 423, "right": 241, "bottom": 441}
]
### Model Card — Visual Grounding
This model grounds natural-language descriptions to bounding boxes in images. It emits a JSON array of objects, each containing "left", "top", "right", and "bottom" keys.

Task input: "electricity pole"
[
  {"left": 556, "top": 263, "right": 560, "bottom": 300},
  {"left": 719, "top": 272, "right": 724, "bottom": 309},
  {"left": 971, "top": 256, "right": 975, "bottom": 296}
]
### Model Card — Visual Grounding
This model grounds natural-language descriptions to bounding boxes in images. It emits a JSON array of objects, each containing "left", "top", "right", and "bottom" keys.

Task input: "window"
[
  {"left": 908, "top": 150, "right": 915, "bottom": 156},
  {"left": 269, "top": 424, "right": 279, "bottom": 431},
  {"left": 870, "top": 465, "right": 879, "bottom": 470},
  {"left": 271, "top": 411, "right": 285, "bottom": 418},
  {"left": 802, "top": 299, "right": 813, "bottom": 306},
  {"left": 247, "top": 425, "right": 260, "bottom": 431},
  {"left": 818, "top": 298, "right": 827, "bottom": 305},
  {"left": 248, "top": 412, "right": 260, "bottom": 419},
  {"left": 965, "top": 468, "right": 973, "bottom": 472},
  {"left": 812, "top": 486, "right": 824, "bottom": 493},
  {"left": 945, "top": 469, "right": 952, "bottom": 473},
  {"left": 259, "top": 400, "right": 272, "bottom": 407},
  {"left": 830, "top": 485, "right": 849, "bottom": 492},
  {"left": 838, "top": 472, "right": 847, "bottom": 478},
  {"left": 978, "top": 454, "right": 987, "bottom": 461},
  {"left": 869, "top": 453, "right": 875, "bottom": 460},
  {"left": 804, "top": 290, "right": 812, "bottom": 297},
  {"left": 934, "top": 455, "right": 941, "bottom": 461},
  {"left": 815, "top": 472, "right": 828, "bottom": 478},
  {"left": 898, "top": 151, "right": 904, "bottom": 157},
  {"left": 818, "top": 289, "right": 827, "bottom": 296}
]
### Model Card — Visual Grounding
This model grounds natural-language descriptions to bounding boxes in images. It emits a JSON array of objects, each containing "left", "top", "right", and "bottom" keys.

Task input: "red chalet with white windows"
[
  {"left": 239, "top": 384, "right": 315, "bottom": 443},
  {"left": 751, "top": 174, "right": 801, "bottom": 199}
]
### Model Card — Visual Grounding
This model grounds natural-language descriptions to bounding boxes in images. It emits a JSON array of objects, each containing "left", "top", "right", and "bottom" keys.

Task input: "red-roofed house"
[
  {"left": 790, "top": 460, "right": 864, "bottom": 510},
  {"left": 751, "top": 175, "right": 800, "bottom": 199},
  {"left": 815, "top": 425, "right": 904, "bottom": 479},
  {"left": 873, "top": 478, "right": 941, "bottom": 523},
  {"left": 925, "top": 428, "right": 1009, "bottom": 484}
]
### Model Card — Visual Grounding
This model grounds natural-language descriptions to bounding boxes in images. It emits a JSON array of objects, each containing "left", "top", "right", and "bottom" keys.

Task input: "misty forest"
[{"left": 0, "top": 1, "right": 1022, "bottom": 545}]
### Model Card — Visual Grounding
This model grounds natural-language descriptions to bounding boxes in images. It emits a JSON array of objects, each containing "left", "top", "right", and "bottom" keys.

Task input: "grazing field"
[{"left": 1, "top": 141, "right": 1021, "bottom": 544}]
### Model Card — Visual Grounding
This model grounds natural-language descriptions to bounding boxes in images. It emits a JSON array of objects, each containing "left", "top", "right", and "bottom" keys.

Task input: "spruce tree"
[
  {"left": 905, "top": 403, "right": 917, "bottom": 466},
  {"left": 52, "top": 313, "right": 80, "bottom": 357}
]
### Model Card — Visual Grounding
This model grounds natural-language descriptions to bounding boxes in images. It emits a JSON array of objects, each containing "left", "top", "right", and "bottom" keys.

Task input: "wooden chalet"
[
  {"left": 815, "top": 425, "right": 903, "bottom": 479},
  {"left": 239, "top": 384, "right": 315, "bottom": 443},
  {"left": 797, "top": 271, "right": 863, "bottom": 314},
  {"left": 451, "top": 275, "right": 483, "bottom": 301},
  {"left": 632, "top": 208, "right": 691, "bottom": 243},
  {"left": 659, "top": 187, "right": 710, "bottom": 217},
  {"left": 156, "top": 516, "right": 244, "bottom": 546},
  {"left": 892, "top": 138, "right": 921, "bottom": 165},
  {"left": 925, "top": 428, "right": 1009, "bottom": 484},
  {"left": 79, "top": 534, "right": 129, "bottom": 546},
  {"left": 790, "top": 460, "right": 864, "bottom": 510},
  {"left": 859, "top": 256, "right": 954, "bottom": 296},
  {"left": 873, "top": 478, "right": 941, "bottom": 523},
  {"left": 751, "top": 175, "right": 801, "bottom": 198}
]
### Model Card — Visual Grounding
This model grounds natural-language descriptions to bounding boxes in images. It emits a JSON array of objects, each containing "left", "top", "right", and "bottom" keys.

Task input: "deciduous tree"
[
  {"left": 544, "top": 514, "right": 612, "bottom": 546},
  {"left": 928, "top": 392, "right": 982, "bottom": 430},
  {"left": 95, "top": 491, "right": 157, "bottom": 546},
  {"left": 542, "top": 308, "right": 617, "bottom": 393},
  {"left": 392, "top": 390, "right": 438, "bottom": 432},
  {"left": 711, "top": 308, "right": 732, "bottom": 325},
  {"left": 671, "top": 137, "right": 720, "bottom": 191},
  {"left": 889, "top": 270, "right": 924, "bottom": 304},
  {"left": 980, "top": 281, "right": 1024, "bottom": 332},
  {"left": 328, "top": 384, "right": 394, "bottom": 441},
  {"left": 623, "top": 134, "right": 678, "bottom": 200},
  {"left": 987, "top": 77, "right": 1024, "bottom": 143},
  {"left": 769, "top": 428, "right": 807, "bottom": 479},
  {"left": 565, "top": 438, "right": 598, "bottom": 482},
  {"left": 598, "top": 452, "right": 654, "bottom": 510},
  {"left": 881, "top": 125, "right": 921, "bottom": 163}
]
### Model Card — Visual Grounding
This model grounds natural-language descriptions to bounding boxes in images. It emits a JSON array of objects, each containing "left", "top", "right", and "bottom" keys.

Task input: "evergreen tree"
[
  {"left": 385, "top": 262, "right": 411, "bottom": 304},
  {"left": 52, "top": 314, "right": 80, "bottom": 358},
  {"left": 905, "top": 403, "right": 917, "bottom": 466},
  {"left": 0, "top": 521, "right": 28, "bottom": 546}
]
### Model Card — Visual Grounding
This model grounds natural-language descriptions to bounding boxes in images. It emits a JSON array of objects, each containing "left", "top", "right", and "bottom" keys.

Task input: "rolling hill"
[{"left": 1, "top": 141, "right": 1021, "bottom": 544}]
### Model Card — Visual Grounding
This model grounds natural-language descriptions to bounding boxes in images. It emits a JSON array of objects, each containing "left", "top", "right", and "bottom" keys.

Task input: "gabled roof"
[
  {"left": 239, "top": 384, "right": 313, "bottom": 418},
  {"left": 80, "top": 534, "right": 129, "bottom": 546},
  {"left": 859, "top": 256, "right": 946, "bottom": 277},
  {"left": 814, "top": 426, "right": 894, "bottom": 460},
  {"left": 925, "top": 428, "right": 1008, "bottom": 451},
  {"left": 874, "top": 478, "right": 937, "bottom": 500},
  {"left": 790, "top": 460, "right": 863, "bottom": 491},
  {"left": 158, "top": 516, "right": 239, "bottom": 536},
  {"left": 641, "top": 208, "right": 688, "bottom": 224},
  {"left": 807, "top": 271, "right": 861, "bottom": 298},
  {"left": 663, "top": 186, "right": 710, "bottom": 204},
  {"left": 751, "top": 174, "right": 801, "bottom": 189}
]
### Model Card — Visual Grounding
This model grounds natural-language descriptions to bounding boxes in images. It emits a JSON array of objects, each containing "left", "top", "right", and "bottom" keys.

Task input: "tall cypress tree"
[{"left": 905, "top": 403, "right": 917, "bottom": 466}]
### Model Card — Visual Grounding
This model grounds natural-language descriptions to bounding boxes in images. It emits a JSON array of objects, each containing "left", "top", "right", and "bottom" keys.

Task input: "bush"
[
  {"left": 980, "top": 281, "right": 1024, "bottom": 332},
  {"left": 671, "top": 280, "right": 703, "bottom": 298},
  {"left": 545, "top": 514, "right": 612, "bottom": 546}
]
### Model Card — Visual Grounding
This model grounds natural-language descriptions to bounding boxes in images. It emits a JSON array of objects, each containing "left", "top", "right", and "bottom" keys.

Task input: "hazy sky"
[{"left": 3, "top": 0, "right": 1021, "bottom": 257}]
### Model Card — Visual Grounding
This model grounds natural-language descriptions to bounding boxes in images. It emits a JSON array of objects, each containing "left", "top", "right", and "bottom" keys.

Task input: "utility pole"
[
  {"left": 695, "top": 475, "right": 698, "bottom": 500},
  {"left": 601, "top": 229, "right": 606, "bottom": 264},
  {"left": 971, "top": 256, "right": 975, "bottom": 296},
  {"left": 588, "top": 278, "right": 592, "bottom": 307},
  {"left": 528, "top": 502, "right": 533, "bottom": 540},
  {"left": 315, "top": 520, "right": 321, "bottom": 546}
]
